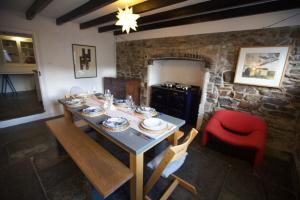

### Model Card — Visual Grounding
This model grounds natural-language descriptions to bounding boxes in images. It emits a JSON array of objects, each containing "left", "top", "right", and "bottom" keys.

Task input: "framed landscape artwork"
[
  {"left": 234, "top": 46, "right": 289, "bottom": 88},
  {"left": 72, "top": 44, "right": 97, "bottom": 79}
]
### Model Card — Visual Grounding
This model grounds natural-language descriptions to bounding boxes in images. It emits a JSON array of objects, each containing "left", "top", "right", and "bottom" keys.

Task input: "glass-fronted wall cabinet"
[{"left": 0, "top": 35, "right": 37, "bottom": 74}]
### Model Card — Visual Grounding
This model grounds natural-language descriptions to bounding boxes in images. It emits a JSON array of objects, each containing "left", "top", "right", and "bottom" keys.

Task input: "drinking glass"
[
  {"left": 104, "top": 89, "right": 111, "bottom": 96},
  {"left": 126, "top": 95, "right": 135, "bottom": 112},
  {"left": 91, "top": 85, "right": 97, "bottom": 94},
  {"left": 104, "top": 89, "right": 111, "bottom": 101}
]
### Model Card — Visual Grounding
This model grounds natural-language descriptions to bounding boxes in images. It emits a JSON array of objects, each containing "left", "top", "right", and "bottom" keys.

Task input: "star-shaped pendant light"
[{"left": 115, "top": 6, "right": 140, "bottom": 34}]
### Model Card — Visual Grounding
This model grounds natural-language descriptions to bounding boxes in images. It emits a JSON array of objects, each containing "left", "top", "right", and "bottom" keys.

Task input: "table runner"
[{"left": 85, "top": 96, "right": 176, "bottom": 139}]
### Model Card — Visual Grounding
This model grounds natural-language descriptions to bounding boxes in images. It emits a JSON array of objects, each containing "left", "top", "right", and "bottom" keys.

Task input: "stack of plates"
[
  {"left": 136, "top": 106, "right": 157, "bottom": 116},
  {"left": 114, "top": 99, "right": 128, "bottom": 107},
  {"left": 141, "top": 118, "right": 167, "bottom": 131},
  {"left": 102, "top": 117, "right": 130, "bottom": 132},
  {"left": 65, "top": 98, "right": 84, "bottom": 107},
  {"left": 81, "top": 106, "right": 104, "bottom": 117}
]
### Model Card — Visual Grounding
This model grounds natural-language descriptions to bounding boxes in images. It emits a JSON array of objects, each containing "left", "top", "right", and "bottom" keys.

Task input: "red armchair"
[{"left": 201, "top": 109, "right": 267, "bottom": 167}]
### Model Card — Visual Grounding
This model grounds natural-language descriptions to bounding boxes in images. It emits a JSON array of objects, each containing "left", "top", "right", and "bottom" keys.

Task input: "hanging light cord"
[{"left": 264, "top": 11, "right": 300, "bottom": 28}]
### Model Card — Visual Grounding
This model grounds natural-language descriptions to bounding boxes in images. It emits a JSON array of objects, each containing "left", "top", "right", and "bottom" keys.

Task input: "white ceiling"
[{"left": 0, "top": 0, "right": 208, "bottom": 25}]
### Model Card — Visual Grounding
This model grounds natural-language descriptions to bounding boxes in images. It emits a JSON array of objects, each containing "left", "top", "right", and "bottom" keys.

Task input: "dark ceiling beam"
[
  {"left": 56, "top": 0, "right": 117, "bottom": 25},
  {"left": 99, "top": 0, "right": 267, "bottom": 33},
  {"left": 26, "top": 0, "right": 53, "bottom": 20},
  {"left": 80, "top": 0, "right": 187, "bottom": 29},
  {"left": 114, "top": 0, "right": 300, "bottom": 35}
]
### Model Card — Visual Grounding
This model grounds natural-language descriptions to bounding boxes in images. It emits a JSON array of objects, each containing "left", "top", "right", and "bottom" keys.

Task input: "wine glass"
[
  {"left": 126, "top": 95, "right": 135, "bottom": 112},
  {"left": 104, "top": 89, "right": 111, "bottom": 96},
  {"left": 104, "top": 89, "right": 111, "bottom": 100},
  {"left": 70, "top": 86, "right": 85, "bottom": 98},
  {"left": 91, "top": 85, "right": 97, "bottom": 94}
]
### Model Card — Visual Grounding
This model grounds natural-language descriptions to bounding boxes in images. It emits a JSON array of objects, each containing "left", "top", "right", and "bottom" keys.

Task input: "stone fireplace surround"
[
  {"left": 116, "top": 26, "right": 300, "bottom": 180},
  {"left": 146, "top": 56, "right": 210, "bottom": 129}
]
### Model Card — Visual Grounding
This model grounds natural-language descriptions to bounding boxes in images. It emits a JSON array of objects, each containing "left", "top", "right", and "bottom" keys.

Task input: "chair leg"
[
  {"left": 170, "top": 174, "right": 197, "bottom": 195},
  {"left": 254, "top": 148, "right": 264, "bottom": 167},
  {"left": 201, "top": 130, "right": 209, "bottom": 146},
  {"left": 144, "top": 195, "right": 151, "bottom": 200},
  {"left": 160, "top": 179, "right": 179, "bottom": 200}
]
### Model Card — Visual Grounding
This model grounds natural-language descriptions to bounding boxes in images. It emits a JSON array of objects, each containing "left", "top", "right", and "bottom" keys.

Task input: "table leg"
[
  {"left": 1, "top": 75, "right": 4, "bottom": 94},
  {"left": 168, "top": 132, "right": 178, "bottom": 146},
  {"left": 63, "top": 105, "right": 73, "bottom": 122},
  {"left": 130, "top": 153, "right": 144, "bottom": 200},
  {"left": 167, "top": 131, "right": 184, "bottom": 146}
]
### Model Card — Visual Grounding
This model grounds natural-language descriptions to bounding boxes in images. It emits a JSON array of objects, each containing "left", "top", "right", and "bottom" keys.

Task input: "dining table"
[{"left": 58, "top": 95, "right": 185, "bottom": 200}]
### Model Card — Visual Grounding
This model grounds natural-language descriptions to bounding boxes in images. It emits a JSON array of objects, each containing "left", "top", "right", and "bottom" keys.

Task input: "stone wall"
[{"left": 116, "top": 26, "right": 300, "bottom": 176}]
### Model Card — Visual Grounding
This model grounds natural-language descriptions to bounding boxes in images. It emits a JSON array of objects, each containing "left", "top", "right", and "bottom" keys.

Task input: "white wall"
[
  {"left": 0, "top": 9, "right": 116, "bottom": 128},
  {"left": 116, "top": 9, "right": 300, "bottom": 41},
  {"left": 148, "top": 60, "right": 205, "bottom": 87},
  {"left": 147, "top": 59, "right": 205, "bottom": 106},
  {"left": 0, "top": 74, "right": 35, "bottom": 92}
]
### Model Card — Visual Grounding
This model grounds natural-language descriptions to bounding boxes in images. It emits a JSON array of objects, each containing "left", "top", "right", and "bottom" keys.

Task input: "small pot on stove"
[
  {"left": 176, "top": 84, "right": 191, "bottom": 90},
  {"left": 162, "top": 82, "right": 175, "bottom": 88}
]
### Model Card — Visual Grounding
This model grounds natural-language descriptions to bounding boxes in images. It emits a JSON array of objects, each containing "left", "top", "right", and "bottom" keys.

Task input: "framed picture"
[
  {"left": 234, "top": 46, "right": 289, "bottom": 88},
  {"left": 72, "top": 44, "right": 97, "bottom": 79}
]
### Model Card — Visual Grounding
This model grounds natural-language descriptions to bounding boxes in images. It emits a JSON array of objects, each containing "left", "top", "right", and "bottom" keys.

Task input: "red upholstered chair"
[{"left": 201, "top": 109, "right": 267, "bottom": 167}]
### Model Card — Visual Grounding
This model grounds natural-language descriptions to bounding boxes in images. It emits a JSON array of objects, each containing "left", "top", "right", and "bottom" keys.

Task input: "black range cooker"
[{"left": 150, "top": 82, "right": 201, "bottom": 125}]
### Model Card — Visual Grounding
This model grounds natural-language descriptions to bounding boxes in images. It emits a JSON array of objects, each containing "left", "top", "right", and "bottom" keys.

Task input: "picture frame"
[
  {"left": 234, "top": 46, "right": 289, "bottom": 88},
  {"left": 72, "top": 44, "right": 97, "bottom": 79}
]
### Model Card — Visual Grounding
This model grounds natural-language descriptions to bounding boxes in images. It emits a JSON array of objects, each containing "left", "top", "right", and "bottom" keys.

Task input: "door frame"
[{"left": 0, "top": 26, "right": 51, "bottom": 128}]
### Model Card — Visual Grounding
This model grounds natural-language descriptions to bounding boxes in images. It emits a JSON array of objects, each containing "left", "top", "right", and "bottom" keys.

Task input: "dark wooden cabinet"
[{"left": 103, "top": 77, "right": 140, "bottom": 105}]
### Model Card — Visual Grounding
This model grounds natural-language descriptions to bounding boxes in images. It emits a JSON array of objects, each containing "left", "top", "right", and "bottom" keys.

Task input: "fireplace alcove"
[{"left": 140, "top": 51, "right": 212, "bottom": 129}]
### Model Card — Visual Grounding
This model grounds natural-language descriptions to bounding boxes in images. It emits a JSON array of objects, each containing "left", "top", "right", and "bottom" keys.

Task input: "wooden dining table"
[{"left": 59, "top": 96, "right": 185, "bottom": 200}]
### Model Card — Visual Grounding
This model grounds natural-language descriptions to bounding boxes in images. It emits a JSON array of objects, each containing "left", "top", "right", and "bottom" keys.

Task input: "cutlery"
[{"left": 132, "top": 131, "right": 153, "bottom": 141}]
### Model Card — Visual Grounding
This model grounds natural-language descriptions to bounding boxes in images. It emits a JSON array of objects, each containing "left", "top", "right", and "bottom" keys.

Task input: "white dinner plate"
[
  {"left": 142, "top": 118, "right": 167, "bottom": 131},
  {"left": 82, "top": 106, "right": 103, "bottom": 114},
  {"left": 102, "top": 117, "right": 129, "bottom": 129},
  {"left": 136, "top": 106, "right": 156, "bottom": 114},
  {"left": 65, "top": 98, "right": 83, "bottom": 107}
]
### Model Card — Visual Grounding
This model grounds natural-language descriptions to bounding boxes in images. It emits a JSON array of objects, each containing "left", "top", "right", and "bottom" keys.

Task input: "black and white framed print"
[
  {"left": 234, "top": 46, "right": 289, "bottom": 88},
  {"left": 72, "top": 44, "right": 97, "bottom": 79}
]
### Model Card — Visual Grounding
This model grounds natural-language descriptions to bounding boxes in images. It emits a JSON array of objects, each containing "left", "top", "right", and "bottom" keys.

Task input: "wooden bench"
[{"left": 46, "top": 117, "right": 133, "bottom": 198}]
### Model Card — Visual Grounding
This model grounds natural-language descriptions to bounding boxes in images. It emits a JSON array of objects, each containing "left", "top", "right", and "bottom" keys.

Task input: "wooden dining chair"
[
  {"left": 144, "top": 128, "right": 198, "bottom": 200},
  {"left": 69, "top": 86, "right": 85, "bottom": 97}
]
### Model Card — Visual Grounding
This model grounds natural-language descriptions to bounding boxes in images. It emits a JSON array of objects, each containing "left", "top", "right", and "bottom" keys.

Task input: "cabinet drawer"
[{"left": 151, "top": 90, "right": 167, "bottom": 105}]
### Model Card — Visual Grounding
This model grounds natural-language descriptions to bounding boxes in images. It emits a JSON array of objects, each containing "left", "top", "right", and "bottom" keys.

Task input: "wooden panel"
[
  {"left": 125, "top": 79, "right": 140, "bottom": 105},
  {"left": 104, "top": 77, "right": 140, "bottom": 104},
  {"left": 114, "top": 0, "right": 300, "bottom": 35},
  {"left": 80, "top": 0, "right": 187, "bottom": 29},
  {"left": 46, "top": 117, "right": 133, "bottom": 198},
  {"left": 56, "top": 0, "right": 118, "bottom": 25},
  {"left": 112, "top": 78, "right": 126, "bottom": 98},
  {"left": 103, "top": 77, "right": 112, "bottom": 90},
  {"left": 26, "top": 0, "right": 53, "bottom": 20}
]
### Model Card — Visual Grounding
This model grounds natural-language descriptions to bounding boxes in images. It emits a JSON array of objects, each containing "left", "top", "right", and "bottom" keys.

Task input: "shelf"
[
  {"left": 1, "top": 36, "right": 36, "bottom": 69},
  {"left": 3, "top": 46, "right": 18, "bottom": 48}
]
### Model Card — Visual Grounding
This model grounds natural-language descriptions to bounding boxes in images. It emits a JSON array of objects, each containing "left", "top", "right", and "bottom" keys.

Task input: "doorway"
[{"left": 0, "top": 32, "right": 44, "bottom": 121}]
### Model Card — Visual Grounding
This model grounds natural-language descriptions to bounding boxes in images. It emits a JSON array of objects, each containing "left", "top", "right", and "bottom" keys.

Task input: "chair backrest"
[
  {"left": 214, "top": 109, "right": 267, "bottom": 134},
  {"left": 69, "top": 86, "right": 85, "bottom": 97},
  {"left": 144, "top": 128, "right": 198, "bottom": 196},
  {"left": 169, "top": 128, "right": 198, "bottom": 162}
]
